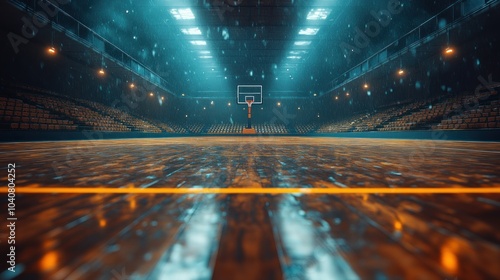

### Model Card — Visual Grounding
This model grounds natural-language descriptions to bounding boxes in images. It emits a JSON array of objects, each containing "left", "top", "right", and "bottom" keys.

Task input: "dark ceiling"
[{"left": 58, "top": 0, "right": 457, "bottom": 98}]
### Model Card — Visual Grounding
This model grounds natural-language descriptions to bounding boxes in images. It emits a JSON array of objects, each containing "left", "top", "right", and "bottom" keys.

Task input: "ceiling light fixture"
[
  {"left": 307, "top": 8, "right": 332, "bottom": 21},
  {"left": 294, "top": 41, "right": 311, "bottom": 46},
  {"left": 191, "top": 40, "right": 207, "bottom": 46},
  {"left": 170, "top": 8, "right": 195, "bottom": 20},
  {"left": 290, "top": 50, "right": 308, "bottom": 55},
  {"left": 181, "top": 27, "right": 202, "bottom": 35},
  {"left": 299, "top": 28, "right": 319, "bottom": 36}
]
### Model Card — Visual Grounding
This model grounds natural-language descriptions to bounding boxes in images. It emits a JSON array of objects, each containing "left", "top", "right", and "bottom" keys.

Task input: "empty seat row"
[{"left": 10, "top": 123, "right": 78, "bottom": 130}]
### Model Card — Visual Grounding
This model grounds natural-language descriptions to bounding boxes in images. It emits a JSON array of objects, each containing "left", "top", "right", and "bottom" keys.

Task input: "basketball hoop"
[{"left": 238, "top": 86, "right": 261, "bottom": 134}]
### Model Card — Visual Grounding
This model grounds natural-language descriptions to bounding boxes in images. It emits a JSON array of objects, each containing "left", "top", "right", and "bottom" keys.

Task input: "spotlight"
[
  {"left": 277, "top": 102, "right": 281, "bottom": 106},
  {"left": 346, "top": 92, "right": 350, "bottom": 96},
  {"left": 363, "top": 83, "right": 369, "bottom": 89},
  {"left": 149, "top": 92, "right": 154, "bottom": 97},
  {"left": 444, "top": 47, "right": 454, "bottom": 55},
  {"left": 335, "top": 96, "right": 339, "bottom": 100},
  {"left": 398, "top": 69, "right": 405, "bottom": 76},
  {"left": 228, "top": 102, "right": 231, "bottom": 106},
  {"left": 47, "top": 47, "right": 56, "bottom": 55},
  {"left": 130, "top": 83, "right": 135, "bottom": 89},
  {"left": 161, "top": 96, "right": 165, "bottom": 101},
  {"left": 98, "top": 69, "right": 105, "bottom": 75}
]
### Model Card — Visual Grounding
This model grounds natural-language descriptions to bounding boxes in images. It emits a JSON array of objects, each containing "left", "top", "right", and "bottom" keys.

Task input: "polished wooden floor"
[{"left": 0, "top": 137, "right": 499, "bottom": 280}]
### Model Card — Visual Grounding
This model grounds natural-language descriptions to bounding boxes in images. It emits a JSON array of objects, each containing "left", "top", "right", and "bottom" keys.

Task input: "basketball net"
[{"left": 246, "top": 99, "right": 254, "bottom": 108}]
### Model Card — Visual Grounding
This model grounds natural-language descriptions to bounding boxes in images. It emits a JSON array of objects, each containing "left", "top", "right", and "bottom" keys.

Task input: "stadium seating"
[
  {"left": 254, "top": 124, "right": 288, "bottom": 134},
  {"left": 186, "top": 124, "right": 205, "bottom": 134},
  {"left": 207, "top": 124, "right": 245, "bottom": 134},
  {"left": 163, "top": 122, "right": 188, "bottom": 134},
  {"left": 318, "top": 90, "right": 500, "bottom": 133},
  {"left": 2, "top": 83, "right": 499, "bottom": 134},
  {"left": 0, "top": 96, "right": 77, "bottom": 131},
  {"left": 434, "top": 91, "right": 499, "bottom": 130},
  {"left": 294, "top": 124, "right": 317, "bottom": 134},
  {"left": 77, "top": 99, "right": 162, "bottom": 133},
  {"left": 17, "top": 92, "right": 130, "bottom": 132},
  {"left": 207, "top": 123, "right": 289, "bottom": 134}
]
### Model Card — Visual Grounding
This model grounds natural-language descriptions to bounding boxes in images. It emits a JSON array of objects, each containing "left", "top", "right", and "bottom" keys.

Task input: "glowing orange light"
[
  {"left": 130, "top": 83, "right": 135, "bottom": 89},
  {"left": 441, "top": 246, "right": 458, "bottom": 274},
  {"left": 47, "top": 47, "right": 56, "bottom": 55},
  {"left": 394, "top": 221, "right": 403, "bottom": 231},
  {"left": 98, "top": 69, "right": 105, "bottom": 75},
  {"left": 335, "top": 96, "right": 339, "bottom": 100},
  {"left": 445, "top": 47, "right": 454, "bottom": 55},
  {"left": 40, "top": 251, "right": 58, "bottom": 271},
  {"left": 149, "top": 92, "right": 154, "bottom": 97},
  {"left": 346, "top": 92, "right": 350, "bottom": 96},
  {"left": 5, "top": 187, "right": 500, "bottom": 195},
  {"left": 99, "top": 219, "right": 107, "bottom": 228},
  {"left": 161, "top": 96, "right": 165, "bottom": 101},
  {"left": 129, "top": 197, "right": 137, "bottom": 210},
  {"left": 363, "top": 84, "right": 369, "bottom": 89},
  {"left": 398, "top": 69, "right": 405, "bottom": 75}
]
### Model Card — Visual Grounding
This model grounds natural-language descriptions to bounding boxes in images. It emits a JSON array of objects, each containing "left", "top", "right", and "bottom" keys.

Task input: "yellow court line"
[{"left": 2, "top": 187, "right": 500, "bottom": 194}]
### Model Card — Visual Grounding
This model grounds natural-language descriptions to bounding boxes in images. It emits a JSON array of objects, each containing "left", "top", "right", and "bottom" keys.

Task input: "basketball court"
[
  {"left": 2, "top": 137, "right": 499, "bottom": 279},
  {"left": 1, "top": 0, "right": 500, "bottom": 279}
]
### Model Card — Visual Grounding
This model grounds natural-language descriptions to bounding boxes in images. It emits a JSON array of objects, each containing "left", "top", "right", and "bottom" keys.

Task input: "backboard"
[{"left": 237, "top": 85, "right": 263, "bottom": 105}]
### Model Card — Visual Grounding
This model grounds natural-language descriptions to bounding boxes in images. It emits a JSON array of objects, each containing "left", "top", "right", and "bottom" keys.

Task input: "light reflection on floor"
[
  {"left": 272, "top": 194, "right": 359, "bottom": 280},
  {"left": 0, "top": 137, "right": 499, "bottom": 279},
  {"left": 149, "top": 195, "right": 222, "bottom": 280}
]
